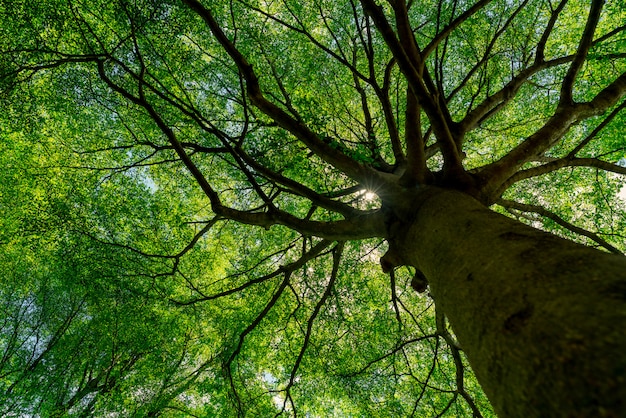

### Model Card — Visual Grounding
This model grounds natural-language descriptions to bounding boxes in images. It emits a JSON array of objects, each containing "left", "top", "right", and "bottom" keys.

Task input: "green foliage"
[{"left": 0, "top": 0, "right": 624, "bottom": 416}]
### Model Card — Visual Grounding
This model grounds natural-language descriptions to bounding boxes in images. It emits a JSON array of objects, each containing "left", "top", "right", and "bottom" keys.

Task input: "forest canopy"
[{"left": 1, "top": 0, "right": 625, "bottom": 416}]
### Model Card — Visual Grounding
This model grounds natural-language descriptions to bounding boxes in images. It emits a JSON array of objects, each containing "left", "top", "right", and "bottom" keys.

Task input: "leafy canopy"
[{"left": 0, "top": 0, "right": 625, "bottom": 416}]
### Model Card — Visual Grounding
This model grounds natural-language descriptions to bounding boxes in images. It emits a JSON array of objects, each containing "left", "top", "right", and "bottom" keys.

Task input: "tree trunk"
[{"left": 391, "top": 188, "right": 626, "bottom": 418}]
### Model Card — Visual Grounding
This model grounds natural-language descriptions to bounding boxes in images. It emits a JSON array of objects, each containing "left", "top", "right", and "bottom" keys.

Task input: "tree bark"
[{"left": 391, "top": 187, "right": 626, "bottom": 418}]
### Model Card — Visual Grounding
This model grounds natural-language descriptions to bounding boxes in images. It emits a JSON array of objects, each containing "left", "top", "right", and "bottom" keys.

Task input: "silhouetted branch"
[
  {"left": 478, "top": 72, "right": 626, "bottom": 201},
  {"left": 278, "top": 242, "right": 344, "bottom": 415},
  {"left": 497, "top": 198, "right": 622, "bottom": 254},
  {"left": 422, "top": 0, "right": 492, "bottom": 59},
  {"left": 560, "top": 0, "right": 604, "bottom": 105},
  {"left": 498, "top": 157, "right": 626, "bottom": 196},
  {"left": 172, "top": 239, "right": 333, "bottom": 305},
  {"left": 183, "top": 0, "right": 381, "bottom": 186}
]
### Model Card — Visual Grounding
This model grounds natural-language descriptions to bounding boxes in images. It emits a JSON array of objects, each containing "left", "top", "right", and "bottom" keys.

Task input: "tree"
[{"left": 1, "top": 0, "right": 626, "bottom": 416}]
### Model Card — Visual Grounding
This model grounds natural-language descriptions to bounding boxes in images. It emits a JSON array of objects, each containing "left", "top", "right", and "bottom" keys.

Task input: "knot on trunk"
[
  {"left": 411, "top": 269, "right": 428, "bottom": 293},
  {"left": 380, "top": 249, "right": 429, "bottom": 293},
  {"left": 380, "top": 248, "right": 403, "bottom": 273}
]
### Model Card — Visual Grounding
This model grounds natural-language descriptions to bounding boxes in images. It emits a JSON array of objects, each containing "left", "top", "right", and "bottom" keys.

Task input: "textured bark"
[{"left": 391, "top": 188, "right": 626, "bottom": 418}]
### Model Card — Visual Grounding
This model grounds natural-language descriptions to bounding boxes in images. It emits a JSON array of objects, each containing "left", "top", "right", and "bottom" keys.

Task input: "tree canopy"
[{"left": 1, "top": 0, "right": 625, "bottom": 416}]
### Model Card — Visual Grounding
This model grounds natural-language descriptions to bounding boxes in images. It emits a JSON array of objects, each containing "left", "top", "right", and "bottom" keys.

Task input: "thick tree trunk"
[{"left": 391, "top": 188, "right": 626, "bottom": 418}]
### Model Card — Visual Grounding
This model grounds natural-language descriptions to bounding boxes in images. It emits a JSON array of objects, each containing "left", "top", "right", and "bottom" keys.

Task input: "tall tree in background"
[{"left": 1, "top": 0, "right": 626, "bottom": 416}]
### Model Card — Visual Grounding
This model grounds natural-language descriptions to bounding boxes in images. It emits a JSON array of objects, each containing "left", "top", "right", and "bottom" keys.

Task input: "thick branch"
[
  {"left": 400, "top": 88, "right": 428, "bottom": 184},
  {"left": 96, "top": 60, "right": 386, "bottom": 241},
  {"left": 534, "top": 0, "right": 569, "bottom": 64},
  {"left": 560, "top": 0, "right": 604, "bottom": 105},
  {"left": 182, "top": 0, "right": 381, "bottom": 186},
  {"left": 498, "top": 157, "right": 626, "bottom": 196},
  {"left": 478, "top": 72, "right": 626, "bottom": 202},
  {"left": 377, "top": 58, "right": 405, "bottom": 163},
  {"left": 457, "top": 56, "right": 572, "bottom": 133},
  {"left": 359, "top": 0, "right": 465, "bottom": 175}
]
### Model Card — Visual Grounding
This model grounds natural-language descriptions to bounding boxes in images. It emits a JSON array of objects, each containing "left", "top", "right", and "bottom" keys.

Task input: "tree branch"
[
  {"left": 436, "top": 307, "right": 484, "bottom": 418},
  {"left": 534, "top": 0, "right": 569, "bottom": 64},
  {"left": 422, "top": 0, "right": 493, "bottom": 60},
  {"left": 497, "top": 198, "right": 622, "bottom": 254},
  {"left": 567, "top": 99, "right": 626, "bottom": 157},
  {"left": 498, "top": 158, "right": 626, "bottom": 196},
  {"left": 401, "top": 88, "right": 429, "bottom": 184},
  {"left": 279, "top": 242, "right": 344, "bottom": 413},
  {"left": 477, "top": 71, "right": 626, "bottom": 202},
  {"left": 560, "top": 0, "right": 604, "bottom": 105},
  {"left": 182, "top": 0, "right": 382, "bottom": 186},
  {"left": 172, "top": 239, "right": 334, "bottom": 306},
  {"left": 359, "top": 0, "right": 465, "bottom": 176},
  {"left": 445, "top": 0, "right": 531, "bottom": 108},
  {"left": 457, "top": 55, "right": 572, "bottom": 133},
  {"left": 95, "top": 58, "right": 387, "bottom": 241},
  {"left": 224, "top": 270, "right": 293, "bottom": 415}
]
